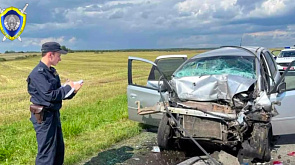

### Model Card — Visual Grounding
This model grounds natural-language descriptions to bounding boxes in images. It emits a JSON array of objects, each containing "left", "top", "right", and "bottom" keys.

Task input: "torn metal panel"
[
  {"left": 237, "top": 112, "right": 246, "bottom": 124},
  {"left": 254, "top": 91, "right": 272, "bottom": 112},
  {"left": 136, "top": 101, "right": 167, "bottom": 115},
  {"left": 171, "top": 74, "right": 256, "bottom": 102},
  {"left": 178, "top": 101, "right": 234, "bottom": 114},
  {"left": 164, "top": 106, "right": 237, "bottom": 120}
]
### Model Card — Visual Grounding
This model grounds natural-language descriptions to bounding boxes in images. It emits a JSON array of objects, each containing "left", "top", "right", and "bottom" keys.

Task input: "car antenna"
[{"left": 240, "top": 34, "right": 244, "bottom": 46}]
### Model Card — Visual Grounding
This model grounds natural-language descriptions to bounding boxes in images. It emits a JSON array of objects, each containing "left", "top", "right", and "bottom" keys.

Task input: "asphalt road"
[{"left": 79, "top": 129, "right": 295, "bottom": 165}]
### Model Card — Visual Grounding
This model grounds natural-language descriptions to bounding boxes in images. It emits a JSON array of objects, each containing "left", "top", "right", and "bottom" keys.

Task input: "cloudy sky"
[{"left": 0, "top": 0, "right": 295, "bottom": 52}]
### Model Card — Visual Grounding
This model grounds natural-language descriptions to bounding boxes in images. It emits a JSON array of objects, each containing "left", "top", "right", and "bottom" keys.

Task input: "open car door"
[
  {"left": 271, "top": 60, "right": 295, "bottom": 135},
  {"left": 127, "top": 55, "right": 187, "bottom": 126}
]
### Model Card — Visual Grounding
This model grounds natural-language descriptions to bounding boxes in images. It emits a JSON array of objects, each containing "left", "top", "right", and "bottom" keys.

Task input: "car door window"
[
  {"left": 260, "top": 55, "right": 271, "bottom": 92},
  {"left": 284, "top": 62, "right": 295, "bottom": 90},
  {"left": 263, "top": 51, "right": 277, "bottom": 77},
  {"left": 148, "top": 58, "right": 186, "bottom": 81},
  {"left": 130, "top": 60, "right": 161, "bottom": 89}
]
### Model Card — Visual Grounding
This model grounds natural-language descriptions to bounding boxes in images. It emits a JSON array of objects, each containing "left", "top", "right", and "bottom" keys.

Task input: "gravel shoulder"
[{"left": 78, "top": 130, "right": 188, "bottom": 165}]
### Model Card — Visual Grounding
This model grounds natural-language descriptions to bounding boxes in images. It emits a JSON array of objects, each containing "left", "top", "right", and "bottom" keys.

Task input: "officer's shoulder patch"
[
  {"left": 53, "top": 71, "right": 59, "bottom": 76},
  {"left": 37, "top": 67, "right": 44, "bottom": 72}
]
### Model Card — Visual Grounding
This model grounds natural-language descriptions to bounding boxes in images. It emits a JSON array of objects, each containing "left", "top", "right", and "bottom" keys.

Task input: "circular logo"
[{"left": 4, "top": 14, "right": 20, "bottom": 31}]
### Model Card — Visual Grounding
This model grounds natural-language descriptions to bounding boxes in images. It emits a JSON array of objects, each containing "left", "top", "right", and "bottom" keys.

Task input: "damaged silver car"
[{"left": 127, "top": 47, "right": 295, "bottom": 162}]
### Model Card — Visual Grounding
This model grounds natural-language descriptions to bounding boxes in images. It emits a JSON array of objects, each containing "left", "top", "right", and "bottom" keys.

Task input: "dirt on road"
[
  {"left": 79, "top": 129, "right": 295, "bottom": 165},
  {"left": 79, "top": 130, "right": 188, "bottom": 165}
]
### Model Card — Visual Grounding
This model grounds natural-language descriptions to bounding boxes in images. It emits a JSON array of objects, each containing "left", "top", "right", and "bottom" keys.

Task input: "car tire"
[
  {"left": 157, "top": 113, "right": 173, "bottom": 150},
  {"left": 253, "top": 123, "right": 272, "bottom": 162},
  {"left": 238, "top": 123, "right": 272, "bottom": 163},
  {"left": 262, "top": 126, "right": 272, "bottom": 161},
  {"left": 252, "top": 123, "right": 272, "bottom": 162}
]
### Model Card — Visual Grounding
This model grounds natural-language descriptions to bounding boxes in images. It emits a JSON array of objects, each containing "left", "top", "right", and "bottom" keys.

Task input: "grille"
[{"left": 182, "top": 115, "right": 224, "bottom": 140}]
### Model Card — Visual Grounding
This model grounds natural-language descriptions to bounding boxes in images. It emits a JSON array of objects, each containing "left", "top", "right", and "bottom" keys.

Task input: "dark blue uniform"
[{"left": 27, "top": 61, "right": 75, "bottom": 165}]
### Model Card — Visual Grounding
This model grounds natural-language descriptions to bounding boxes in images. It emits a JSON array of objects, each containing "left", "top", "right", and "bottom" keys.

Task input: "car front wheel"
[
  {"left": 238, "top": 123, "right": 272, "bottom": 163},
  {"left": 157, "top": 113, "right": 174, "bottom": 150}
]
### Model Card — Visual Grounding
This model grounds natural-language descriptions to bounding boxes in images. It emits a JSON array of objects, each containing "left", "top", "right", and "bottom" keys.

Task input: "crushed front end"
[{"left": 157, "top": 54, "right": 275, "bottom": 162}]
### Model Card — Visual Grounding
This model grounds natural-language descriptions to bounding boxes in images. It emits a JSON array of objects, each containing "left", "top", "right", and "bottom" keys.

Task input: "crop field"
[
  {"left": 0, "top": 50, "right": 201, "bottom": 164},
  {"left": 0, "top": 53, "right": 39, "bottom": 61}
]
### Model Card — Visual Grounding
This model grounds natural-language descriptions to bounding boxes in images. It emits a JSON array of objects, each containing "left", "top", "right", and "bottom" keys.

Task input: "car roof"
[
  {"left": 156, "top": 55, "right": 187, "bottom": 60},
  {"left": 191, "top": 46, "right": 263, "bottom": 59}
]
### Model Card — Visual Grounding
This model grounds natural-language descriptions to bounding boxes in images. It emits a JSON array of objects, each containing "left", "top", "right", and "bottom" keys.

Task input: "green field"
[{"left": 0, "top": 50, "right": 201, "bottom": 164}]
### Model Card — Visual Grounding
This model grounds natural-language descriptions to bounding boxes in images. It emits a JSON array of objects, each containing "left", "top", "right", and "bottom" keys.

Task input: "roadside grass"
[
  {"left": 0, "top": 51, "right": 200, "bottom": 164},
  {"left": 0, "top": 94, "right": 141, "bottom": 164},
  {"left": 269, "top": 48, "right": 283, "bottom": 56}
]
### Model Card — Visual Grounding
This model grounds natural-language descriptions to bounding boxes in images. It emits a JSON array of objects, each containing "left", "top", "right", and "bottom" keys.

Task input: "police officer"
[{"left": 27, "top": 42, "right": 82, "bottom": 165}]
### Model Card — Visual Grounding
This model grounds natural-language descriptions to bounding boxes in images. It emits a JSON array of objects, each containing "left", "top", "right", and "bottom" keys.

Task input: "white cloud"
[
  {"left": 248, "top": 0, "right": 287, "bottom": 17},
  {"left": 31, "top": 0, "right": 295, "bottom": 34},
  {"left": 246, "top": 30, "right": 291, "bottom": 37},
  {"left": 104, "top": 0, "right": 150, "bottom": 7},
  {"left": 40, "top": 37, "right": 65, "bottom": 45},
  {"left": 157, "top": 33, "right": 241, "bottom": 48},
  {"left": 176, "top": 0, "right": 238, "bottom": 13},
  {"left": 20, "top": 36, "right": 65, "bottom": 47},
  {"left": 263, "top": 0, "right": 285, "bottom": 15},
  {"left": 221, "top": 0, "right": 238, "bottom": 10},
  {"left": 175, "top": 0, "right": 240, "bottom": 20},
  {"left": 63, "top": 0, "right": 148, "bottom": 21},
  {"left": 69, "top": 37, "right": 76, "bottom": 43},
  {"left": 19, "top": 36, "right": 79, "bottom": 48},
  {"left": 175, "top": 0, "right": 295, "bottom": 21},
  {"left": 56, "top": 0, "right": 167, "bottom": 31},
  {"left": 286, "top": 25, "right": 295, "bottom": 31},
  {"left": 242, "top": 29, "right": 295, "bottom": 47},
  {"left": 26, "top": 21, "right": 83, "bottom": 33},
  {"left": 2, "top": 0, "right": 295, "bottom": 52}
]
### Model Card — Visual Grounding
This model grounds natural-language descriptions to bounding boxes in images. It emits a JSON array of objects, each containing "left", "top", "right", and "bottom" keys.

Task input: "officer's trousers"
[{"left": 31, "top": 110, "right": 64, "bottom": 165}]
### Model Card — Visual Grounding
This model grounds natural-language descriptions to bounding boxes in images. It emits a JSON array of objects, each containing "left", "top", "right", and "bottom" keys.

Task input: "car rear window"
[{"left": 174, "top": 56, "right": 256, "bottom": 79}]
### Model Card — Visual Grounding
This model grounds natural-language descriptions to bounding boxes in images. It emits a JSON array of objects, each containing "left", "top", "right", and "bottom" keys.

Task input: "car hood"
[
  {"left": 276, "top": 57, "right": 295, "bottom": 63},
  {"left": 170, "top": 74, "right": 256, "bottom": 102}
]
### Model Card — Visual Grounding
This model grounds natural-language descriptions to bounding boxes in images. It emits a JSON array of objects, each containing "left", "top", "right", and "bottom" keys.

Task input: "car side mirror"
[
  {"left": 277, "top": 82, "right": 286, "bottom": 94},
  {"left": 158, "top": 79, "right": 172, "bottom": 92},
  {"left": 274, "top": 56, "right": 277, "bottom": 60}
]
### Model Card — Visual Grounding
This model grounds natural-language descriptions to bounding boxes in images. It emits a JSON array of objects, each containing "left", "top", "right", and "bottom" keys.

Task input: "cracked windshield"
[{"left": 174, "top": 56, "right": 256, "bottom": 79}]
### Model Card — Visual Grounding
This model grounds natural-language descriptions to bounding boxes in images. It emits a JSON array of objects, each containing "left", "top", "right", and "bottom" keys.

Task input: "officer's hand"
[
  {"left": 65, "top": 80, "right": 75, "bottom": 88},
  {"left": 74, "top": 83, "right": 83, "bottom": 93}
]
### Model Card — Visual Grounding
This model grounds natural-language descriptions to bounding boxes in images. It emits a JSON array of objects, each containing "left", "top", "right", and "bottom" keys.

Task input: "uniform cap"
[{"left": 41, "top": 42, "right": 67, "bottom": 54}]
